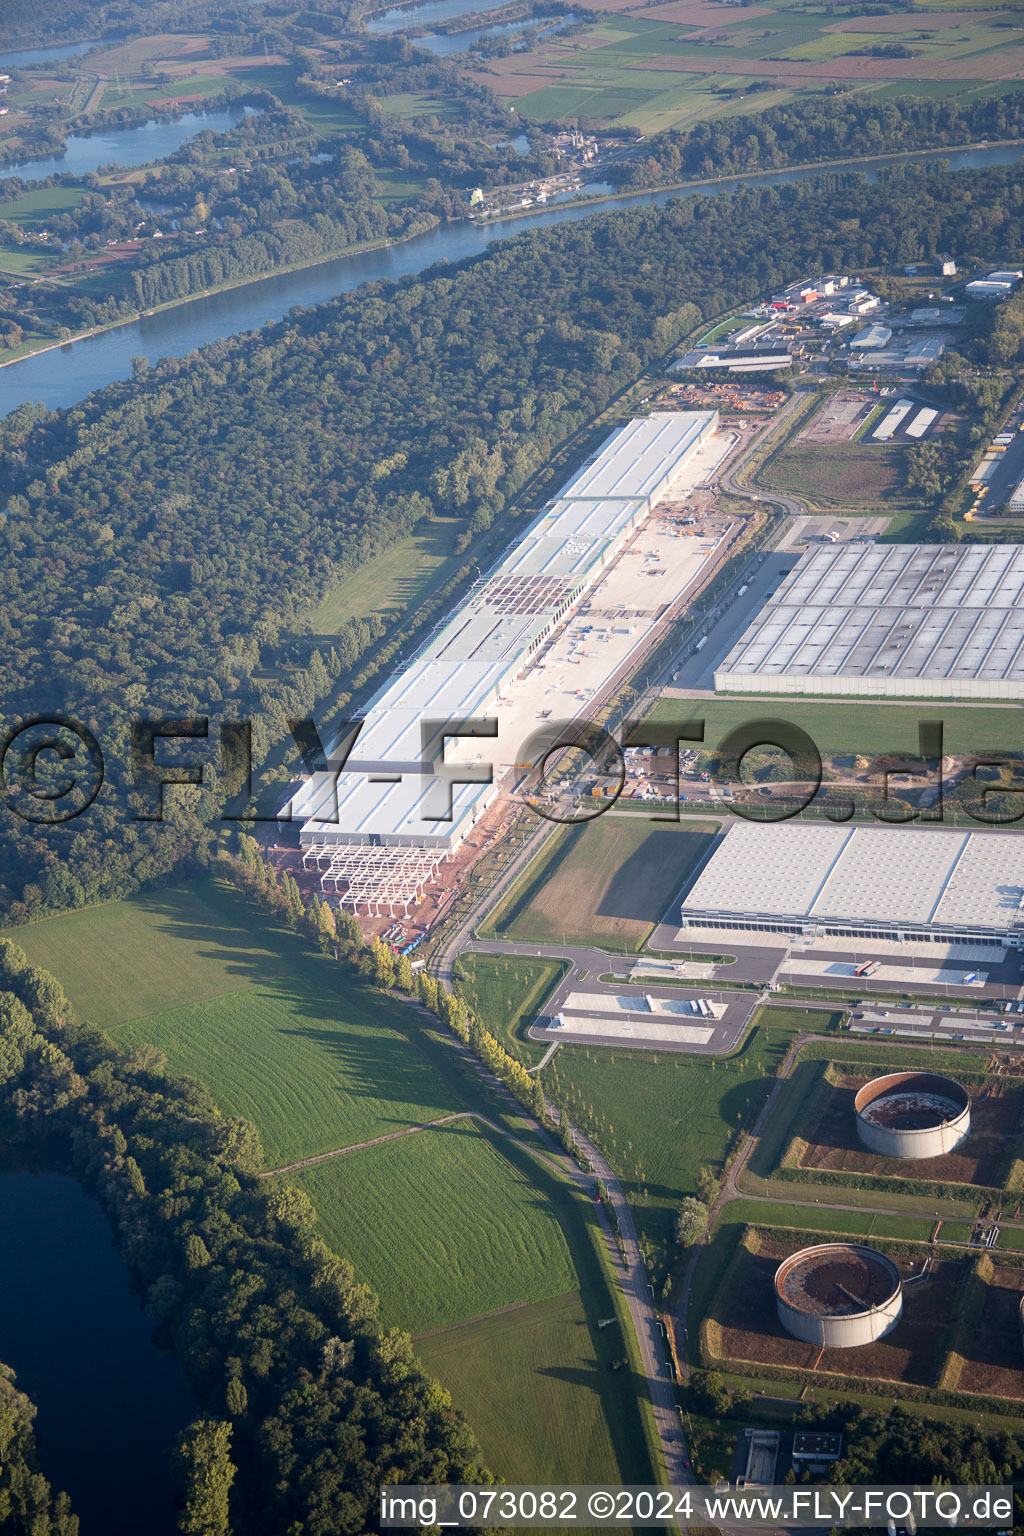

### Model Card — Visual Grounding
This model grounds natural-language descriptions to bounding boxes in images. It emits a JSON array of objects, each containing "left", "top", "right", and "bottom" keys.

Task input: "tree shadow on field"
[{"left": 595, "top": 829, "right": 710, "bottom": 924}]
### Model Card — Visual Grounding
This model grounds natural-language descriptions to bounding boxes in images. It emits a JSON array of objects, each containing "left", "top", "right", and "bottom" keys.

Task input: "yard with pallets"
[{"left": 481, "top": 816, "right": 718, "bottom": 952}]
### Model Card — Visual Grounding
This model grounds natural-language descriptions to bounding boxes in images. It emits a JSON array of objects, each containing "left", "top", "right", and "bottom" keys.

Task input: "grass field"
[
  {"left": 646, "top": 696, "right": 1024, "bottom": 757},
  {"left": 546, "top": 1016, "right": 800, "bottom": 1279},
  {"left": 761, "top": 441, "right": 905, "bottom": 510},
  {"left": 14, "top": 878, "right": 495, "bottom": 1168},
  {"left": 293, "top": 1120, "right": 576, "bottom": 1331},
  {"left": 114, "top": 981, "right": 472, "bottom": 1168},
  {"left": 307, "top": 519, "right": 460, "bottom": 631},
  {"left": 417, "top": 1292, "right": 644, "bottom": 1482},
  {"left": 225, "top": 64, "right": 365, "bottom": 134},
  {"left": 455, "top": 953, "right": 566, "bottom": 1065},
  {"left": 482, "top": 817, "right": 718, "bottom": 953},
  {"left": 0, "top": 186, "right": 87, "bottom": 227}
]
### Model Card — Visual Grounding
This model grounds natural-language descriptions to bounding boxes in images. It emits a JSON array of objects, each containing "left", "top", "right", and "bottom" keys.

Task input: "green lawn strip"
[
  {"left": 644, "top": 697, "right": 1024, "bottom": 757},
  {"left": 997, "top": 1224, "right": 1024, "bottom": 1250},
  {"left": 13, "top": 880, "right": 281, "bottom": 1027},
  {"left": 290, "top": 1118, "right": 576, "bottom": 1332},
  {"left": 455, "top": 952, "right": 567, "bottom": 1065},
  {"left": 16, "top": 875, "right": 553, "bottom": 1166},
  {"left": 546, "top": 1023, "right": 788, "bottom": 1283},
  {"left": 307, "top": 518, "right": 460, "bottom": 631},
  {"left": 715, "top": 1370, "right": 1024, "bottom": 1432}
]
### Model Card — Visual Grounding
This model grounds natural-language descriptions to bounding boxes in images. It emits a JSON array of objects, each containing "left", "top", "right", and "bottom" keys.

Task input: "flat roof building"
[
  {"left": 851, "top": 323, "right": 892, "bottom": 350},
  {"left": 680, "top": 822, "right": 1024, "bottom": 948},
  {"left": 714, "top": 543, "right": 1024, "bottom": 699},
  {"left": 287, "top": 410, "right": 720, "bottom": 905}
]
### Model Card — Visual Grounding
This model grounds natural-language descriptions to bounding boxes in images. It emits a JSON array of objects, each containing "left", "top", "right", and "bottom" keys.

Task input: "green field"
[
  {"left": 482, "top": 817, "right": 718, "bottom": 953},
  {"left": 15, "top": 879, "right": 481, "bottom": 1168},
  {"left": 546, "top": 1017, "right": 797, "bottom": 1278},
  {"left": 115, "top": 981, "right": 471, "bottom": 1168},
  {"left": 455, "top": 953, "right": 566, "bottom": 1065},
  {"left": 418, "top": 1292, "right": 645, "bottom": 1483},
  {"left": 0, "top": 186, "right": 87, "bottom": 227},
  {"left": 308, "top": 519, "right": 460, "bottom": 631},
  {"left": 293, "top": 1120, "right": 575, "bottom": 1332},
  {"left": 226, "top": 64, "right": 366, "bottom": 134},
  {"left": 376, "top": 92, "right": 458, "bottom": 121},
  {"left": 477, "top": 0, "right": 1023, "bottom": 127},
  {"left": 646, "top": 696, "right": 1024, "bottom": 757}
]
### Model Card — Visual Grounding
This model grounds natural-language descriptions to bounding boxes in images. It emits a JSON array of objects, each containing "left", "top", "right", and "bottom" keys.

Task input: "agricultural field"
[
  {"left": 308, "top": 519, "right": 461, "bottom": 632},
  {"left": 0, "top": 186, "right": 87, "bottom": 227},
  {"left": 465, "top": 0, "right": 1024, "bottom": 127},
  {"left": 482, "top": 816, "right": 718, "bottom": 952},
  {"left": 14, "top": 878, "right": 483, "bottom": 1168},
  {"left": 544, "top": 1014, "right": 800, "bottom": 1278},
  {"left": 455, "top": 953, "right": 567, "bottom": 1065},
  {"left": 292, "top": 1120, "right": 576, "bottom": 1333}
]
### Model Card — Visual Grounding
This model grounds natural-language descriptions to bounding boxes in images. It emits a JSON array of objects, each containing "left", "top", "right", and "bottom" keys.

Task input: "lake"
[
  {"left": 0, "top": 1169, "right": 194, "bottom": 1536},
  {"left": 0, "top": 139, "right": 1020, "bottom": 420},
  {"left": 0, "top": 104, "right": 257, "bottom": 182},
  {"left": 0, "top": 38, "right": 113, "bottom": 68},
  {"left": 367, "top": 0, "right": 513, "bottom": 35},
  {"left": 416, "top": 16, "right": 567, "bottom": 54}
]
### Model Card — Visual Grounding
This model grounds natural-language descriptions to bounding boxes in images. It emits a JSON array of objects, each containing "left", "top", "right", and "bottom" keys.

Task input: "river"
[
  {"left": 416, "top": 15, "right": 568, "bottom": 54},
  {"left": 0, "top": 140, "right": 1020, "bottom": 420},
  {"left": 0, "top": 1169, "right": 194, "bottom": 1536},
  {"left": 0, "top": 104, "right": 257, "bottom": 182}
]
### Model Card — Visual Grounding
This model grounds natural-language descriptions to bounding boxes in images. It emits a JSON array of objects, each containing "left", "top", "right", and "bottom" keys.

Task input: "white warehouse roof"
[
  {"left": 715, "top": 543, "right": 1024, "bottom": 698},
  {"left": 558, "top": 411, "right": 717, "bottom": 504},
  {"left": 681, "top": 822, "right": 1024, "bottom": 942},
  {"left": 291, "top": 409, "right": 719, "bottom": 847}
]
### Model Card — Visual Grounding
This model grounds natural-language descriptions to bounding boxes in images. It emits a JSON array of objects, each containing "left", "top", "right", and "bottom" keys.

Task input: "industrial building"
[
  {"left": 679, "top": 822, "right": 1024, "bottom": 949},
  {"left": 670, "top": 345, "right": 793, "bottom": 374},
  {"left": 966, "top": 270, "right": 1022, "bottom": 300},
  {"left": 854, "top": 1072, "right": 971, "bottom": 1158},
  {"left": 287, "top": 410, "right": 720, "bottom": 908},
  {"left": 714, "top": 543, "right": 1024, "bottom": 699},
  {"left": 775, "top": 1244, "right": 903, "bottom": 1348},
  {"left": 851, "top": 323, "right": 892, "bottom": 350},
  {"left": 1008, "top": 477, "right": 1024, "bottom": 513}
]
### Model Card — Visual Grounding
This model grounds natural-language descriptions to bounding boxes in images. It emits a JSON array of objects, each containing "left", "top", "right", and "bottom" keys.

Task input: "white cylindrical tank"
[
  {"left": 775, "top": 1244, "right": 903, "bottom": 1348},
  {"left": 854, "top": 1072, "right": 970, "bottom": 1159}
]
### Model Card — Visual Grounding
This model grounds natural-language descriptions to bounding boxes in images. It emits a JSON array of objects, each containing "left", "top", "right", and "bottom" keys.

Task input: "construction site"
[{"left": 280, "top": 407, "right": 749, "bottom": 938}]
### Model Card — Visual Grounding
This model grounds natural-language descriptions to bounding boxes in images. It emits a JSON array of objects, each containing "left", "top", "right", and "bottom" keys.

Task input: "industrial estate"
[{"left": 260, "top": 257, "right": 1024, "bottom": 1481}]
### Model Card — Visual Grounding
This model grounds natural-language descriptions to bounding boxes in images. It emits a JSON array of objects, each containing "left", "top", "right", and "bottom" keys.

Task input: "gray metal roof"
[
  {"left": 716, "top": 544, "right": 1024, "bottom": 686},
  {"left": 681, "top": 821, "right": 1024, "bottom": 934},
  {"left": 558, "top": 411, "right": 717, "bottom": 502}
]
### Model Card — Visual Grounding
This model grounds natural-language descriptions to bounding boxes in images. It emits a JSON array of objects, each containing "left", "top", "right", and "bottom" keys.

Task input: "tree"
[
  {"left": 174, "top": 1419, "right": 235, "bottom": 1536},
  {"left": 674, "top": 1196, "right": 708, "bottom": 1247}
]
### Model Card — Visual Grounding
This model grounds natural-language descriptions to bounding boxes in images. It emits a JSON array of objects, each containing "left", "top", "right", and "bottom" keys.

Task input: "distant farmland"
[{"left": 466, "top": 1, "right": 1024, "bottom": 129}]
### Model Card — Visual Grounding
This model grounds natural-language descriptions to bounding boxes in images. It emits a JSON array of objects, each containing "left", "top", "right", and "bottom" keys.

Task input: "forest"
[
  {"left": 607, "top": 92, "right": 1024, "bottom": 189},
  {"left": 2, "top": 157, "right": 1024, "bottom": 921}
]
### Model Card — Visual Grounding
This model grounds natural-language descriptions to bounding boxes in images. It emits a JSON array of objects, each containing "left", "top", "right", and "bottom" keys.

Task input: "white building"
[
  {"left": 714, "top": 542, "right": 1024, "bottom": 699},
  {"left": 680, "top": 821, "right": 1024, "bottom": 948},
  {"left": 287, "top": 411, "right": 720, "bottom": 905},
  {"left": 851, "top": 323, "right": 892, "bottom": 350}
]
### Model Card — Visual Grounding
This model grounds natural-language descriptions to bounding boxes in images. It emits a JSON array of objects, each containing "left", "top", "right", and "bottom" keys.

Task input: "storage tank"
[
  {"left": 775, "top": 1243, "right": 902, "bottom": 1348},
  {"left": 854, "top": 1072, "right": 970, "bottom": 1159}
]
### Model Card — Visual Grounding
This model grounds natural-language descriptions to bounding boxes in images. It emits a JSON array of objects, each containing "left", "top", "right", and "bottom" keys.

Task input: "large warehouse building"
[
  {"left": 679, "top": 821, "right": 1024, "bottom": 948},
  {"left": 287, "top": 410, "right": 720, "bottom": 908},
  {"left": 715, "top": 543, "right": 1024, "bottom": 699}
]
